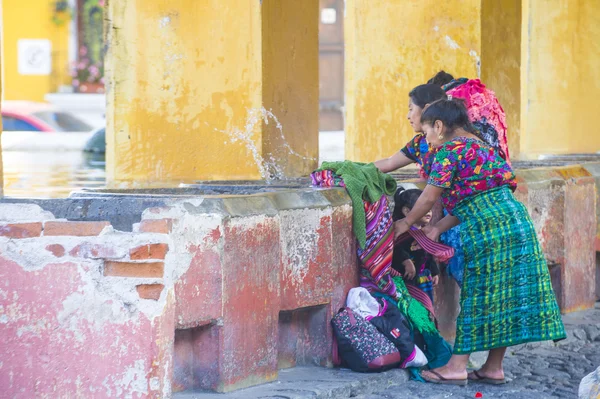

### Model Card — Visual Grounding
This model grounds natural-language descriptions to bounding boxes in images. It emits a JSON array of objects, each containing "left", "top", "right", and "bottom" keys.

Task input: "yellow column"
[
  {"left": 105, "top": 0, "right": 318, "bottom": 185},
  {"left": 480, "top": 0, "right": 522, "bottom": 159},
  {"left": 344, "top": 0, "right": 481, "bottom": 163},
  {"left": 520, "top": 0, "right": 600, "bottom": 158},
  {"left": 261, "top": 2, "right": 319, "bottom": 178}
]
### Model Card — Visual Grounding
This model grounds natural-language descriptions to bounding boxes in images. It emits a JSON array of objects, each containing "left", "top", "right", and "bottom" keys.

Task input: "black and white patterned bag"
[{"left": 331, "top": 307, "right": 401, "bottom": 372}]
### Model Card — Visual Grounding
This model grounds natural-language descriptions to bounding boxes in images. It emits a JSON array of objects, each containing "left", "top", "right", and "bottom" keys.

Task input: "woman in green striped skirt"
[{"left": 393, "top": 98, "right": 566, "bottom": 385}]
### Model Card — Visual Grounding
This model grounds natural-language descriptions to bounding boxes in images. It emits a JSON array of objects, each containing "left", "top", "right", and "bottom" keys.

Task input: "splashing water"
[{"left": 205, "top": 107, "right": 317, "bottom": 182}]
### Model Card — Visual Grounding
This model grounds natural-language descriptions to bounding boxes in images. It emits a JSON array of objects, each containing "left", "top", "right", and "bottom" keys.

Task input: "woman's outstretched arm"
[{"left": 374, "top": 150, "right": 415, "bottom": 173}]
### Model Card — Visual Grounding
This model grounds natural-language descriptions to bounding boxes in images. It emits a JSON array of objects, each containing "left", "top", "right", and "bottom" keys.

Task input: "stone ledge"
[{"left": 174, "top": 367, "right": 409, "bottom": 399}]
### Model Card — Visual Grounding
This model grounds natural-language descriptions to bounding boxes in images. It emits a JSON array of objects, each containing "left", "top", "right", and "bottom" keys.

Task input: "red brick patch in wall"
[
  {"left": 44, "top": 221, "right": 110, "bottom": 237},
  {"left": 130, "top": 243, "right": 169, "bottom": 260},
  {"left": 45, "top": 244, "right": 66, "bottom": 257},
  {"left": 139, "top": 219, "right": 173, "bottom": 234},
  {"left": 0, "top": 222, "right": 42, "bottom": 238},
  {"left": 104, "top": 261, "right": 164, "bottom": 278},
  {"left": 136, "top": 284, "right": 164, "bottom": 300}
]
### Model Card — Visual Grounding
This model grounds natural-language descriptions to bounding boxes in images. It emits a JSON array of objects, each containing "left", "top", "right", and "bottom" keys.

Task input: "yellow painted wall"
[
  {"left": 2, "top": 0, "right": 71, "bottom": 101},
  {"left": 262, "top": 0, "right": 319, "bottom": 177},
  {"left": 106, "top": 0, "right": 318, "bottom": 185},
  {"left": 345, "top": 0, "right": 481, "bottom": 163},
  {"left": 520, "top": 0, "right": 600, "bottom": 157},
  {"left": 480, "top": 0, "right": 521, "bottom": 159}
]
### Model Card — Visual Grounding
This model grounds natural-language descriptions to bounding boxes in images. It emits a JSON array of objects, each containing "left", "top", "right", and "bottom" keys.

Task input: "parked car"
[
  {"left": 83, "top": 127, "right": 106, "bottom": 154},
  {"left": 2, "top": 101, "right": 93, "bottom": 132}
]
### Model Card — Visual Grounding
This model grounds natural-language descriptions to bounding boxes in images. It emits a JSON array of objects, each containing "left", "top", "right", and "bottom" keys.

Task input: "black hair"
[
  {"left": 393, "top": 188, "right": 423, "bottom": 221},
  {"left": 427, "top": 70, "right": 455, "bottom": 86},
  {"left": 408, "top": 84, "right": 446, "bottom": 109},
  {"left": 420, "top": 98, "right": 477, "bottom": 135}
]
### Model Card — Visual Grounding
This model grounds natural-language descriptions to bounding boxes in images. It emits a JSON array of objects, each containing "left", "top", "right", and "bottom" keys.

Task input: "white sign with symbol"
[
  {"left": 321, "top": 8, "right": 337, "bottom": 24},
  {"left": 18, "top": 39, "right": 52, "bottom": 75}
]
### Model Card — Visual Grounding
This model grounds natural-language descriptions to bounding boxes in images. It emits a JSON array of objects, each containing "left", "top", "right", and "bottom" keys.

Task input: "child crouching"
[{"left": 391, "top": 188, "right": 440, "bottom": 302}]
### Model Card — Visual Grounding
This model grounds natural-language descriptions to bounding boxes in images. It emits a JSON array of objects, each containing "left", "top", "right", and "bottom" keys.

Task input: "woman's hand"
[
  {"left": 394, "top": 219, "right": 410, "bottom": 240},
  {"left": 423, "top": 224, "right": 441, "bottom": 242},
  {"left": 432, "top": 275, "right": 440, "bottom": 287}
]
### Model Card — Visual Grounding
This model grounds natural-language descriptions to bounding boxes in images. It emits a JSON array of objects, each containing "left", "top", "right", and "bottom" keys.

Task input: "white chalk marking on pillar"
[
  {"left": 444, "top": 35, "right": 460, "bottom": 50},
  {"left": 469, "top": 50, "right": 481, "bottom": 78}
]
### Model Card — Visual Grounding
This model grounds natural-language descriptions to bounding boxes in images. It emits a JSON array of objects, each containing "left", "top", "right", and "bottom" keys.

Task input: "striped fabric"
[
  {"left": 406, "top": 283, "right": 435, "bottom": 317},
  {"left": 451, "top": 187, "right": 566, "bottom": 354},
  {"left": 358, "top": 197, "right": 396, "bottom": 297},
  {"left": 395, "top": 228, "right": 455, "bottom": 263},
  {"left": 310, "top": 168, "right": 397, "bottom": 298},
  {"left": 310, "top": 169, "right": 345, "bottom": 188}
]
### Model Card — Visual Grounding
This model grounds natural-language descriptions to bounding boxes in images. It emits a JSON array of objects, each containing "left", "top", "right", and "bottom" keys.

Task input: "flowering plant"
[
  {"left": 70, "top": 46, "right": 104, "bottom": 90},
  {"left": 52, "top": 0, "right": 72, "bottom": 26}
]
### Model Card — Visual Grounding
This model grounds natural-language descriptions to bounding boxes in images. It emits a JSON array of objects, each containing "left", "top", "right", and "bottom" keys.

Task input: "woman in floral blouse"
[
  {"left": 394, "top": 99, "right": 565, "bottom": 385},
  {"left": 374, "top": 84, "right": 445, "bottom": 174}
]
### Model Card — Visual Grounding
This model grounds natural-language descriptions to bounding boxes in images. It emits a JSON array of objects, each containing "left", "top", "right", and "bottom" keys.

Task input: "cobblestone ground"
[{"left": 355, "top": 303, "right": 600, "bottom": 399}]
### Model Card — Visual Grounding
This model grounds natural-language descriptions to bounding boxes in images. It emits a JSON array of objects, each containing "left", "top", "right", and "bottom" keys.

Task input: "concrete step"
[{"left": 174, "top": 367, "right": 409, "bottom": 399}]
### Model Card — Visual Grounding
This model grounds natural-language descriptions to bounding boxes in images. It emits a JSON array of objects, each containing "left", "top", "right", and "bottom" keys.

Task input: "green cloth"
[
  {"left": 392, "top": 276, "right": 437, "bottom": 335},
  {"left": 452, "top": 186, "right": 566, "bottom": 354},
  {"left": 374, "top": 278, "right": 453, "bottom": 370},
  {"left": 318, "top": 161, "right": 397, "bottom": 249}
]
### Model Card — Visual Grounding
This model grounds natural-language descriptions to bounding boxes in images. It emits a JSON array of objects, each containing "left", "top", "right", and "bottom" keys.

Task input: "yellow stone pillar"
[
  {"left": 344, "top": 0, "right": 481, "bottom": 163},
  {"left": 105, "top": 0, "right": 318, "bottom": 185},
  {"left": 519, "top": 0, "right": 600, "bottom": 158},
  {"left": 480, "top": 0, "right": 522, "bottom": 159}
]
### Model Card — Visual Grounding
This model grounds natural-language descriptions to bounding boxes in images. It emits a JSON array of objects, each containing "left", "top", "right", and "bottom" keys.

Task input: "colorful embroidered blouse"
[
  {"left": 400, "top": 133, "right": 435, "bottom": 178},
  {"left": 427, "top": 137, "right": 516, "bottom": 212}
]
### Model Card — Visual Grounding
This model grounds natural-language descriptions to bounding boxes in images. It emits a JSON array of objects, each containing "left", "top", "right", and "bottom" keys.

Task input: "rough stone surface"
[
  {"left": 0, "top": 203, "right": 55, "bottom": 222},
  {"left": 175, "top": 368, "right": 410, "bottom": 399},
  {"left": 176, "top": 303, "right": 600, "bottom": 399}
]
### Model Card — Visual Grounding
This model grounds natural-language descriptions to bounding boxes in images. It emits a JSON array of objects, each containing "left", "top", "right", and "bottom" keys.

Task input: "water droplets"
[{"left": 207, "top": 108, "right": 316, "bottom": 182}]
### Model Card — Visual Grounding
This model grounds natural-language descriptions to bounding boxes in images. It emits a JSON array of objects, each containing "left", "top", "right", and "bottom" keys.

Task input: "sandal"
[
  {"left": 422, "top": 370, "right": 468, "bottom": 386},
  {"left": 468, "top": 370, "right": 507, "bottom": 385}
]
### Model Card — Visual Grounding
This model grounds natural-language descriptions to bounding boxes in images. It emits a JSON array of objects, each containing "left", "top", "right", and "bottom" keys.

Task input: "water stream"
[{"left": 209, "top": 107, "right": 318, "bottom": 182}]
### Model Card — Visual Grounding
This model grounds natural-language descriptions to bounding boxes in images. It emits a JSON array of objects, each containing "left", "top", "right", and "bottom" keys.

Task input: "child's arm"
[
  {"left": 392, "top": 247, "right": 416, "bottom": 280},
  {"left": 402, "top": 259, "right": 417, "bottom": 280},
  {"left": 428, "top": 259, "right": 440, "bottom": 287}
]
